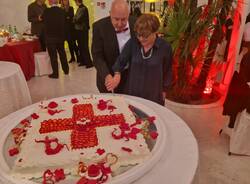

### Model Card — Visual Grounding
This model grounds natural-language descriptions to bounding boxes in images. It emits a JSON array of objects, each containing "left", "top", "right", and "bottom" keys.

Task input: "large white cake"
[{"left": 8, "top": 95, "right": 157, "bottom": 183}]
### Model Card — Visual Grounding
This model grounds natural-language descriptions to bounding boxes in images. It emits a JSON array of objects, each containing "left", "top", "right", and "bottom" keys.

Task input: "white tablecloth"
[
  {"left": 0, "top": 94, "right": 198, "bottom": 184},
  {"left": 0, "top": 61, "right": 32, "bottom": 119}
]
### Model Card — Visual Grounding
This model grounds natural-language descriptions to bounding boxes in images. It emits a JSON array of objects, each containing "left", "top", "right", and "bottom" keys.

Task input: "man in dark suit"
[
  {"left": 73, "top": 0, "right": 93, "bottom": 68},
  {"left": 92, "top": 0, "right": 136, "bottom": 93},
  {"left": 28, "top": 0, "right": 47, "bottom": 51},
  {"left": 43, "top": 0, "right": 69, "bottom": 78}
]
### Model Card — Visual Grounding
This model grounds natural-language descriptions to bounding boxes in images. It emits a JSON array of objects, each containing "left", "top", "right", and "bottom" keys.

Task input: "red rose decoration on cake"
[
  {"left": 97, "top": 99, "right": 107, "bottom": 110},
  {"left": 150, "top": 131, "right": 158, "bottom": 139},
  {"left": 96, "top": 148, "right": 105, "bottom": 155},
  {"left": 97, "top": 99, "right": 116, "bottom": 113},
  {"left": 8, "top": 147, "right": 19, "bottom": 156},
  {"left": 48, "top": 101, "right": 58, "bottom": 109},
  {"left": 48, "top": 109, "right": 64, "bottom": 116},
  {"left": 121, "top": 147, "right": 132, "bottom": 153},
  {"left": 88, "top": 164, "right": 101, "bottom": 177},
  {"left": 71, "top": 98, "right": 79, "bottom": 104},
  {"left": 147, "top": 116, "right": 156, "bottom": 124},
  {"left": 31, "top": 113, "right": 39, "bottom": 119},
  {"left": 107, "top": 105, "right": 116, "bottom": 112},
  {"left": 48, "top": 109, "right": 57, "bottom": 115},
  {"left": 54, "top": 169, "right": 65, "bottom": 182}
]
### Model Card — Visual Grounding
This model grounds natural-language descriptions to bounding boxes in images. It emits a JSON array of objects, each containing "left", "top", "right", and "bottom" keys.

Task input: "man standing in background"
[
  {"left": 73, "top": 0, "right": 93, "bottom": 68},
  {"left": 43, "top": 0, "right": 69, "bottom": 78},
  {"left": 28, "top": 0, "right": 47, "bottom": 51},
  {"left": 92, "top": 0, "right": 136, "bottom": 93}
]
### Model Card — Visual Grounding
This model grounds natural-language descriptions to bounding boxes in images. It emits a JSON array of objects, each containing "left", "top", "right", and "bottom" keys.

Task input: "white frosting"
[{"left": 11, "top": 96, "right": 151, "bottom": 180}]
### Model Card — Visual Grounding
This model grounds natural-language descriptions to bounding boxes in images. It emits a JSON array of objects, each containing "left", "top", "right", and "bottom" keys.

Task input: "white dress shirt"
[{"left": 116, "top": 22, "right": 131, "bottom": 53}]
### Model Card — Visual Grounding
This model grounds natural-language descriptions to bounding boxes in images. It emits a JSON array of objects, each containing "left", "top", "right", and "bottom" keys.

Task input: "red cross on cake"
[{"left": 39, "top": 103, "right": 126, "bottom": 149}]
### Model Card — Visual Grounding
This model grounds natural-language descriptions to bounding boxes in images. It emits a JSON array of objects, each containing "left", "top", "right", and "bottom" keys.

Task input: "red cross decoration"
[{"left": 39, "top": 103, "right": 125, "bottom": 150}]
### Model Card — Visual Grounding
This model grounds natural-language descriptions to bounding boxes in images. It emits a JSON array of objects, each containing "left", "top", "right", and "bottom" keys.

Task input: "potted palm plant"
[{"left": 162, "top": 0, "right": 233, "bottom": 104}]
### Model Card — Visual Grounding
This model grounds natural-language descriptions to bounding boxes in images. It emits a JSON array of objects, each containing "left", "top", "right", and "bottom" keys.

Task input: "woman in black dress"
[
  {"left": 111, "top": 14, "right": 173, "bottom": 105},
  {"left": 61, "top": 0, "right": 79, "bottom": 63}
]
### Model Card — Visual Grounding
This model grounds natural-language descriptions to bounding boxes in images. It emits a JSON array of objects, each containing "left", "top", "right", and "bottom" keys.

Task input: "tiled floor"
[{"left": 27, "top": 62, "right": 250, "bottom": 184}]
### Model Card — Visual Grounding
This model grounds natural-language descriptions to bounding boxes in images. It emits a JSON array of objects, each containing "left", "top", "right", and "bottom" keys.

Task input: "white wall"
[
  {"left": 0, "top": 0, "right": 30, "bottom": 33},
  {"left": 93, "top": 0, "right": 112, "bottom": 21}
]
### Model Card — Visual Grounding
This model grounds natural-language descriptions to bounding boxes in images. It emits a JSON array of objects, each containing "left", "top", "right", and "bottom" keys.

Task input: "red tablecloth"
[{"left": 0, "top": 40, "right": 41, "bottom": 80}]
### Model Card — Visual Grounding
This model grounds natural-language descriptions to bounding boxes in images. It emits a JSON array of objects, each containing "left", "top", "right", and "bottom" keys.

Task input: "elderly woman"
[{"left": 110, "top": 14, "right": 173, "bottom": 105}]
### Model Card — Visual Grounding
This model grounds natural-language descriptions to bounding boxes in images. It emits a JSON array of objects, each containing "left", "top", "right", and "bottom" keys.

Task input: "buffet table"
[
  {"left": 0, "top": 94, "right": 198, "bottom": 184},
  {"left": 0, "top": 62, "right": 32, "bottom": 119},
  {"left": 0, "top": 40, "right": 41, "bottom": 80}
]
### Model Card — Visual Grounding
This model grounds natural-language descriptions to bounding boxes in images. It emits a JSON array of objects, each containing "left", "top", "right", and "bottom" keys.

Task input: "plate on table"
[{"left": 0, "top": 94, "right": 168, "bottom": 184}]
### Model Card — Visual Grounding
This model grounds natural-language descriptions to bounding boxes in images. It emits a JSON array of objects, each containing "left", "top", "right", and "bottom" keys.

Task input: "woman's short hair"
[
  {"left": 76, "top": 0, "right": 82, "bottom": 3},
  {"left": 134, "top": 13, "right": 160, "bottom": 37}
]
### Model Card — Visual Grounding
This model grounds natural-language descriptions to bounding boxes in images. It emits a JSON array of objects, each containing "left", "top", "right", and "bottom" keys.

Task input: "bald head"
[
  {"left": 111, "top": 0, "right": 129, "bottom": 13},
  {"left": 110, "top": 0, "right": 130, "bottom": 31}
]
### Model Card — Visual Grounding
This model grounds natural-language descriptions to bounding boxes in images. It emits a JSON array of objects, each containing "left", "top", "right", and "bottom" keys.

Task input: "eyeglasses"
[{"left": 135, "top": 32, "right": 152, "bottom": 39}]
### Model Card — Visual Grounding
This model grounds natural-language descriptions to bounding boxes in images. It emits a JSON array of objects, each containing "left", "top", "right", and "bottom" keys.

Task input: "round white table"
[
  {"left": 0, "top": 94, "right": 198, "bottom": 184},
  {"left": 0, "top": 61, "right": 32, "bottom": 119}
]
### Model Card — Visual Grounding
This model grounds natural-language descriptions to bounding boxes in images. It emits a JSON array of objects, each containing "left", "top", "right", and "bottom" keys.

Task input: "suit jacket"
[
  {"left": 43, "top": 6, "right": 66, "bottom": 43},
  {"left": 73, "top": 4, "right": 90, "bottom": 31},
  {"left": 91, "top": 16, "right": 136, "bottom": 93},
  {"left": 28, "top": 2, "right": 47, "bottom": 36},
  {"left": 63, "top": 6, "right": 75, "bottom": 38}
]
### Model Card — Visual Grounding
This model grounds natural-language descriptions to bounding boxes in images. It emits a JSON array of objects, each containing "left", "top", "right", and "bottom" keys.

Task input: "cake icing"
[{"left": 8, "top": 95, "right": 157, "bottom": 183}]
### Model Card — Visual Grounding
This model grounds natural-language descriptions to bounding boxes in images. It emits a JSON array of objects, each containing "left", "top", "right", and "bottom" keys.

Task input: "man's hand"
[
  {"left": 105, "top": 73, "right": 121, "bottom": 92},
  {"left": 105, "top": 74, "right": 114, "bottom": 92}
]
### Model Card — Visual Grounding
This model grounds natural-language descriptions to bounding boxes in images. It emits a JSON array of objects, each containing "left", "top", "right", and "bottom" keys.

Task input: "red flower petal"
[
  {"left": 88, "top": 164, "right": 100, "bottom": 177},
  {"left": 100, "top": 163, "right": 112, "bottom": 175},
  {"left": 48, "top": 101, "right": 58, "bottom": 109},
  {"left": 48, "top": 109, "right": 56, "bottom": 115},
  {"left": 107, "top": 105, "right": 116, "bottom": 112},
  {"left": 88, "top": 180, "right": 98, "bottom": 184},
  {"left": 97, "top": 99, "right": 108, "bottom": 110},
  {"left": 131, "top": 127, "right": 141, "bottom": 134},
  {"left": 119, "top": 123, "right": 130, "bottom": 131},
  {"left": 128, "top": 132, "right": 137, "bottom": 140},
  {"left": 96, "top": 148, "right": 105, "bottom": 155},
  {"left": 8, "top": 147, "right": 19, "bottom": 156},
  {"left": 121, "top": 147, "right": 132, "bottom": 152},
  {"left": 11, "top": 128, "right": 25, "bottom": 136},
  {"left": 76, "top": 177, "right": 89, "bottom": 184},
  {"left": 31, "top": 113, "right": 39, "bottom": 119},
  {"left": 147, "top": 116, "right": 156, "bottom": 123},
  {"left": 20, "top": 119, "right": 30, "bottom": 127},
  {"left": 54, "top": 169, "right": 65, "bottom": 182},
  {"left": 150, "top": 131, "right": 158, "bottom": 139},
  {"left": 71, "top": 98, "right": 79, "bottom": 104},
  {"left": 130, "top": 118, "right": 142, "bottom": 127}
]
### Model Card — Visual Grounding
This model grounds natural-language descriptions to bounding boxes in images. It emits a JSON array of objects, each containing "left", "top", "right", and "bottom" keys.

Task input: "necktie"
[{"left": 115, "top": 27, "right": 129, "bottom": 34}]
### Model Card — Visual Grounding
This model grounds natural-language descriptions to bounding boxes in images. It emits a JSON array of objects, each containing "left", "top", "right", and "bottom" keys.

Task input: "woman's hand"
[{"left": 112, "top": 73, "right": 121, "bottom": 90}]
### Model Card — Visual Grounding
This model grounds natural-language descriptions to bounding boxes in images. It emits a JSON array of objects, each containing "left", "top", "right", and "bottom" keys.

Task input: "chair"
[{"left": 34, "top": 52, "right": 52, "bottom": 76}]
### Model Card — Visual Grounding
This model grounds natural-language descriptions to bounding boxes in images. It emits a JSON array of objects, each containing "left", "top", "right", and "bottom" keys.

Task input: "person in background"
[
  {"left": 73, "top": 0, "right": 93, "bottom": 68},
  {"left": 111, "top": 14, "right": 173, "bottom": 105},
  {"left": 61, "top": 0, "right": 79, "bottom": 63},
  {"left": 28, "top": 0, "right": 47, "bottom": 51},
  {"left": 92, "top": 0, "right": 136, "bottom": 93},
  {"left": 43, "top": 0, "right": 69, "bottom": 78}
]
